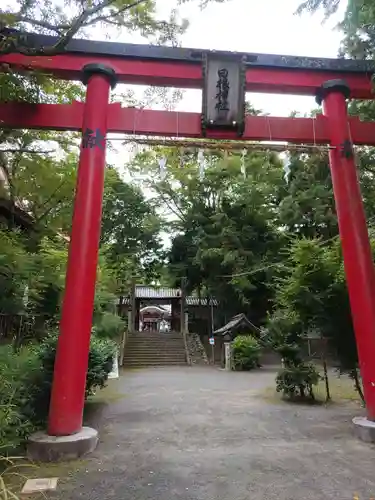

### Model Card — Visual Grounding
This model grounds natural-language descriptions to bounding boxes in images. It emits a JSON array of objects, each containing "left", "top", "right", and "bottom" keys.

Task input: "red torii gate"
[{"left": 2, "top": 32, "right": 375, "bottom": 447}]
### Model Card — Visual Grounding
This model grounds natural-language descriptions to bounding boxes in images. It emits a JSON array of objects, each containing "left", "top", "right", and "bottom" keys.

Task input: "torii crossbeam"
[{"left": 1, "top": 32, "right": 375, "bottom": 448}]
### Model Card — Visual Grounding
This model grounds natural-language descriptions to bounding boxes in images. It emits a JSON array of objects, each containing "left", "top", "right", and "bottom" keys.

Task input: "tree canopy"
[
  {"left": 0, "top": 0, "right": 229, "bottom": 55},
  {"left": 0, "top": 0, "right": 374, "bottom": 407}
]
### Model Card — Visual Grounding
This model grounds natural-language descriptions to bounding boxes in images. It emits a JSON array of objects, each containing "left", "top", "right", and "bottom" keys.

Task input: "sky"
[
  {"left": 109, "top": 0, "right": 346, "bottom": 116},
  {"left": 105, "top": 0, "right": 347, "bottom": 170},
  {"left": 160, "top": 0, "right": 345, "bottom": 117}
]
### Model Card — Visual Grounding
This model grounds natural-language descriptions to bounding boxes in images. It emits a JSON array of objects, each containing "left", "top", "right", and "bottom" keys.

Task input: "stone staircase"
[
  {"left": 186, "top": 332, "right": 209, "bottom": 365},
  {"left": 122, "top": 331, "right": 188, "bottom": 368}
]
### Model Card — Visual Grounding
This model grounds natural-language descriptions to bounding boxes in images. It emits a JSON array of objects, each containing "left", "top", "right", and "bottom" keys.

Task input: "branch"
[
  {"left": 47, "top": 0, "right": 118, "bottom": 53},
  {"left": 153, "top": 183, "right": 186, "bottom": 222},
  {"left": 33, "top": 177, "right": 69, "bottom": 223},
  {"left": 72, "top": 0, "right": 150, "bottom": 29},
  {"left": 149, "top": 182, "right": 185, "bottom": 222},
  {"left": 0, "top": 148, "right": 54, "bottom": 154},
  {"left": 10, "top": 18, "right": 65, "bottom": 34},
  {"left": 1, "top": 0, "right": 149, "bottom": 55}
]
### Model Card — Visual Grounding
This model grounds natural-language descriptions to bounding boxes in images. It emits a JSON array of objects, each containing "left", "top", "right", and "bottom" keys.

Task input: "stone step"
[
  {"left": 122, "top": 332, "right": 187, "bottom": 367},
  {"left": 126, "top": 344, "right": 185, "bottom": 349},
  {"left": 125, "top": 347, "right": 186, "bottom": 352},
  {"left": 123, "top": 363, "right": 186, "bottom": 369},
  {"left": 125, "top": 346, "right": 185, "bottom": 350},
  {"left": 123, "top": 354, "right": 185, "bottom": 359},
  {"left": 124, "top": 353, "right": 186, "bottom": 358},
  {"left": 127, "top": 340, "right": 184, "bottom": 343},
  {"left": 123, "top": 356, "right": 185, "bottom": 359},
  {"left": 128, "top": 334, "right": 183, "bottom": 338},
  {"left": 127, "top": 339, "right": 184, "bottom": 344},
  {"left": 126, "top": 342, "right": 184, "bottom": 347}
]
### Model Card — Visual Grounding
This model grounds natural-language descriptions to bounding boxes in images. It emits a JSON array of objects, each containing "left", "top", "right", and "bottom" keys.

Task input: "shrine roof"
[
  {"left": 136, "top": 286, "right": 181, "bottom": 299},
  {"left": 214, "top": 313, "right": 258, "bottom": 336},
  {"left": 118, "top": 286, "right": 218, "bottom": 306}
]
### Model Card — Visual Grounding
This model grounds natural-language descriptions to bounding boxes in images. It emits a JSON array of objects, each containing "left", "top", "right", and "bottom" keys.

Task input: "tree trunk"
[
  {"left": 322, "top": 357, "right": 331, "bottom": 402},
  {"left": 352, "top": 369, "right": 365, "bottom": 405},
  {"left": 308, "top": 385, "right": 315, "bottom": 400}
]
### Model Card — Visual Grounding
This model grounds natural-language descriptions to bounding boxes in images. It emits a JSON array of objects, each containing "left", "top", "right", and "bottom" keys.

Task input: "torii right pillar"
[{"left": 317, "top": 79, "right": 375, "bottom": 441}]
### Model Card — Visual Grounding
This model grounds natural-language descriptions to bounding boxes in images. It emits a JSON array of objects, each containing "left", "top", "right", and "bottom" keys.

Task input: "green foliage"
[
  {"left": 0, "top": 0, "right": 230, "bottom": 57},
  {"left": 0, "top": 345, "right": 41, "bottom": 450},
  {"left": 0, "top": 229, "right": 67, "bottom": 337},
  {"left": 0, "top": 230, "right": 29, "bottom": 314},
  {"left": 266, "top": 237, "right": 364, "bottom": 401},
  {"left": 93, "top": 312, "right": 125, "bottom": 340},
  {"left": 267, "top": 293, "right": 321, "bottom": 401},
  {"left": 232, "top": 335, "right": 261, "bottom": 371},
  {"left": 33, "top": 335, "right": 116, "bottom": 419},
  {"left": 276, "top": 363, "right": 321, "bottom": 400},
  {"left": 101, "top": 167, "right": 163, "bottom": 287},
  {"left": 0, "top": 335, "right": 116, "bottom": 450},
  {"left": 296, "top": 0, "right": 375, "bottom": 63},
  {"left": 128, "top": 147, "right": 286, "bottom": 324},
  {"left": 275, "top": 239, "right": 358, "bottom": 373},
  {"left": 278, "top": 153, "right": 338, "bottom": 241},
  {"left": 295, "top": 0, "right": 340, "bottom": 17}
]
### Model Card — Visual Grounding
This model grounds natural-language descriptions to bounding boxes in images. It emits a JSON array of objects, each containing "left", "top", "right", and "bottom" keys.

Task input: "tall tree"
[
  {"left": 101, "top": 167, "right": 163, "bottom": 293},
  {"left": 296, "top": 0, "right": 373, "bottom": 60},
  {"left": 277, "top": 151, "right": 338, "bottom": 240},
  {"left": 127, "top": 145, "right": 286, "bottom": 324}
]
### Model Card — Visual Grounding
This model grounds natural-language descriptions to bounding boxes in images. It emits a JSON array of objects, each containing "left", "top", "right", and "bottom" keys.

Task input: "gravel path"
[{"left": 52, "top": 366, "right": 375, "bottom": 500}]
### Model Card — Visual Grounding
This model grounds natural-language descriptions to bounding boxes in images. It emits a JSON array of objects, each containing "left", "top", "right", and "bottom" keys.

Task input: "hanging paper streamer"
[
  {"left": 282, "top": 153, "right": 291, "bottom": 183},
  {"left": 198, "top": 150, "right": 205, "bottom": 181},
  {"left": 241, "top": 148, "right": 247, "bottom": 179},
  {"left": 159, "top": 156, "right": 167, "bottom": 181}
]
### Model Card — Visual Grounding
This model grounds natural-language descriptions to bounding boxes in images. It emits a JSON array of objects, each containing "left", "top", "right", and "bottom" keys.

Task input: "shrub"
[
  {"left": 232, "top": 335, "right": 261, "bottom": 371},
  {"left": 93, "top": 312, "right": 125, "bottom": 340},
  {"left": 28, "top": 335, "right": 117, "bottom": 424},
  {"left": 0, "top": 335, "right": 117, "bottom": 451},
  {"left": 276, "top": 363, "right": 320, "bottom": 400},
  {"left": 0, "top": 345, "right": 41, "bottom": 451}
]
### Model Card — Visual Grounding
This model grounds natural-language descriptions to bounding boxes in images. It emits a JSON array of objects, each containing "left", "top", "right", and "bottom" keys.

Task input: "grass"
[
  {"left": 0, "top": 456, "right": 91, "bottom": 500},
  {"left": 260, "top": 371, "right": 362, "bottom": 406},
  {"left": 86, "top": 378, "right": 126, "bottom": 405},
  {"left": 0, "top": 456, "right": 39, "bottom": 500},
  {"left": 315, "top": 373, "right": 362, "bottom": 403},
  {"left": 1, "top": 376, "right": 126, "bottom": 500}
]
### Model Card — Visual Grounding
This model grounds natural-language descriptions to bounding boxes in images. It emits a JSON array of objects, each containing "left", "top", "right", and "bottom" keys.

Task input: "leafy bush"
[
  {"left": 276, "top": 363, "right": 320, "bottom": 400},
  {"left": 232, "top": 335, "right": 261, "bottom": 371},
  {"left": 0, "top": 345, "right": 41, "bottom": 451},
  {"left": 93, "top": 312, "right": 125, "bottom": 340},
  {"left": 267, "top": 308, "right": 321, "bottom": 402},
  {"left": 0, "top": 335, "right": 116, "bottom": 451},
  {"left": 28, "top": 335, "right": 117, "bottom": 424}
]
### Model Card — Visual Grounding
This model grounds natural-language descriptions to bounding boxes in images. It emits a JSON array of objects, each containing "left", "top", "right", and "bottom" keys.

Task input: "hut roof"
[{"left": 213, "top": 313, "right": 259, "bottom": 336}]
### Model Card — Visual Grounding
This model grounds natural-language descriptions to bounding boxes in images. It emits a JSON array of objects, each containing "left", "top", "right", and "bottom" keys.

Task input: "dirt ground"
[{"left": 31, "top": 367, "right": 375, "bottom": 500}]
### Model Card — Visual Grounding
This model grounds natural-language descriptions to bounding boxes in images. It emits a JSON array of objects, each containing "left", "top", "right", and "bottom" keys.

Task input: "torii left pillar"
[{"left": 27, "top": 64, "right": 117, "bottom": 462}]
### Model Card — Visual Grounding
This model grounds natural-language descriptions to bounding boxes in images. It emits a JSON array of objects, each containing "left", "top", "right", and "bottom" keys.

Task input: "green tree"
[
  {"left": 0, "top": 0, "right": 229, "bottom": 55},
  {"left": 128, "top": 145, "right": 286, "bottom": 324},
  {"left": 101, "top": 167, "right": 163, "bottom": 295},
  {"left": 268, "top": 237, "right": 364, "bottom": 401},
  {"left": 278, "top": 151, "right": 338, "bottom": 240},
  {"left": 1, "top": 141, "right": 77, "bottom": 235},
  {"left": 296, "top": 0, "right": 342, "bottom": 17},
  {"left": 296, "top": 0, "right": 373, "bottom": 60}
]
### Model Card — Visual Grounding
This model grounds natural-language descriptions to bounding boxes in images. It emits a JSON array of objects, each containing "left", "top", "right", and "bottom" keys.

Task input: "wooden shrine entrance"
[{"left": 118, "top": 285, "right": 218, "bottom": 334}]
